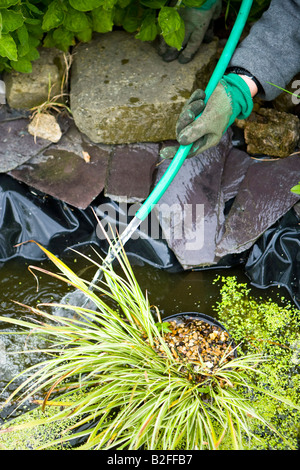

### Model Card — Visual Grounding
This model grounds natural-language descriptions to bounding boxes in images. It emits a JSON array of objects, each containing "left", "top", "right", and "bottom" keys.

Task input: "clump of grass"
[{"left": 0, "top": 242, "right": 299, "bottom": 450}]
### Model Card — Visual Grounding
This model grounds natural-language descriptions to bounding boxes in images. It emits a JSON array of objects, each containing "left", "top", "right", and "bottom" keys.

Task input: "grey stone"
[
  {"left": 70, "top": 31, "right": 218, "bottom": 144},
  {"left": 10, "top": 124, "right": 111, "bottom": 209},
  {"left": 3, "top": 48, "right": 65, "bottom": 110},
  {"left": 105, "top": 143, "right": 159, "bottom": 203}
]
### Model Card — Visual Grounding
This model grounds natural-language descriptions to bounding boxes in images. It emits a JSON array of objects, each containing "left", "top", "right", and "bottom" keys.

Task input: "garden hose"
[{"left": 135, "top": 0, "right": 254, "bottom": 222}]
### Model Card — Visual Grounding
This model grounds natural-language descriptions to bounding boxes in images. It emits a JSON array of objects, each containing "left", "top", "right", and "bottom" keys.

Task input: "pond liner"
[{"left": 0, "top": 173, "right": 299, "bottom": 309}]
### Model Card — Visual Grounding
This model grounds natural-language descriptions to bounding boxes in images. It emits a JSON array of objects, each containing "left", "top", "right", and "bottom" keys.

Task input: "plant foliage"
[
  {"left": 0, "top": 0, "right": 272, "bottom": 73},
  {"left": 213, "top": 276, "right": 300, "bottom": 449}
]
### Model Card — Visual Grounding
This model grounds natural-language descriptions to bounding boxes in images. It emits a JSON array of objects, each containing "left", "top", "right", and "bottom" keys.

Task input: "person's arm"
[
  {"left": 230, "top": 0, "right": 300, "bottom": 101},
  {"left": 238, "top": 75, "right": 258, "bottom": 98}
]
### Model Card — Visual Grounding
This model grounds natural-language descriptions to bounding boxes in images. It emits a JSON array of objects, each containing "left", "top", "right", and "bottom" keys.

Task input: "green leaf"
[
  {"left": 69, "top": 0, "right": 106, "bottom": 11},
  {"left": 1, "top": 9, "right": 24, "bottom": 33},
  {"left": 0, "top": 0, "right": 19, "bottom": 7},
  {"left": 16, "top": 23, "right": 29, "bottom": 57},
  {"left": 0, "top": 33, "right": 17, "bottom": 60},
  {"left": 64, "top": 6, "right": 90, "bottom": 32},
  {"left": 291, "top": 183, "right": 300, "bottom": 195},
  {"left": 135, "top": 11, "right": 157, "bottom": 42},
  {"left": 117, "top": 0, "right": 132, "bottom": 7},
  {"left": 158, "top": 7, "right": 185, "bottom": 50},
  {"left": 122, "top": 4, "right": 141, "bottom": 33},
  {"left": 183, "top": 0, "right": 207, "bottom": 7},
  {"left": 92, "top": 7, "right": 114, "bottom": 33},
  {"left": 52, "top": 26, "right": 75, "bottom": 51},
  {"left": 76, "top": 27, "right": 93, "bottom": 42},
  {"left": 0, "top": 12, "right": 2, "bottom": 37},
  {"left": 140, "top": 0, "right": 167, "bottom": 8},
  {"left": 25, "top": 1, "right": 44, "bottom": 15},
  {"left": 113, "top": 6, "right": 125, "bottom": 26},
  {"left": 42, "top": 0, "right": 65, "bottom": 31},
  {"left": 24, "top": 17, "right": 41, "bottom": 25},
  {"left": 11, "top": 56, "right": 32, "bottom": 72},
  {"left": 43, "top": 30, "right": 56, "bottom": 48}
]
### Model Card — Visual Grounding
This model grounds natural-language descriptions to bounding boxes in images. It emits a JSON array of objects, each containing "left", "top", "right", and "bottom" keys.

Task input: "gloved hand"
[
  {"left": 158, "top": 0, "right": 222, "bottom": 64},
  {"left": 160, "top": 73, "right": 254, "bottom": 159},
  {"left": 0, "top": 79, "right": 6, "bottom": 105}
]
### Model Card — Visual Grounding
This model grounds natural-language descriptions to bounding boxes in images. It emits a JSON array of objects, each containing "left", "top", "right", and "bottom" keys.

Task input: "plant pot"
[{"left": 159, "top": 312, "right": 237, "bottom": 380}]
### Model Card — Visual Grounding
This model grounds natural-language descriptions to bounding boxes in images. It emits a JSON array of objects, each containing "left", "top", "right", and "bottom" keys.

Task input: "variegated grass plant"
[{"left": 0, "top": 237, "right": 299, "bottom": 450}]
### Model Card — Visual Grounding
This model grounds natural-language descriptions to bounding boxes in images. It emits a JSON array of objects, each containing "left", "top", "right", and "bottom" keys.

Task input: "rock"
[
  {"left": 10, "top": 124, "right": 111, "bottom": 209},
  {"left": 70, "top": 31, "right": 218, "bottom": 144},
  {"left": 0, "top": 117, "right": 51, "bottom": 172},
  {"left": 236, "top": 108, "right": 300, "bottom": 157},
  {"left": 28, "top": 112, "right": 62, "bottom": 143},
  {"left": 105, "top": 143, "right": 159, "bottom": 203},
  {"left": 3, "top": 48, "right": 65, "bottom": 109},
  {"left": 215, "top": 154, "right": 300, "bottom": 258}
]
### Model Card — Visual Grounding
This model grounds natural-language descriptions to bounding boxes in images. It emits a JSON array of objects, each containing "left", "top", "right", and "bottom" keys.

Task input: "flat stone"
[
  {"left": 10, "top": 124, "right": 111, "bottom": 209},
  {"left": 0, "top": 118, "right": 51, "bottom": 172},
  {"left": 70, "top": 31, "right": 218, "bottom": 144},
  {"left": 3, "top": 48, "right": 65, "bottom": 109},
  {"left": 153, "top": 131, "right": 233, "bottom": 269},
  {"left": 105, "top": 143, "right": 159, "bottom": 203},
  {"left": 215, "top": 155, "right": 300, "bottom": 258}
]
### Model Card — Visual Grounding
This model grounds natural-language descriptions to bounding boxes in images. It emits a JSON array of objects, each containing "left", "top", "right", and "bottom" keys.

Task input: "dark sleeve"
[{"left": 229, "top": 0, "right": 300, "bottom": 101}]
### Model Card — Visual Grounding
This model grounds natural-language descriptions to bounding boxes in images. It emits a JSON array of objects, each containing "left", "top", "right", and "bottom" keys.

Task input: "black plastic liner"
[{"left": 0, "top": 173, "right": 299, "bottom": 308}]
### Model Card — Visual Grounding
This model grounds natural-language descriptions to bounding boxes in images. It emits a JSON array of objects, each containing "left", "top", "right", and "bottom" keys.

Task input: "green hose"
[{"left": 135, "top": 0, "right": 253, "bottom": 222}]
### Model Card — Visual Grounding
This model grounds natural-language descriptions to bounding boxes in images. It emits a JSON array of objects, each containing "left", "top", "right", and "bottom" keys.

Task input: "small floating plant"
[{"left": 0, "top": 237, "right": 299, "bottom": 450}]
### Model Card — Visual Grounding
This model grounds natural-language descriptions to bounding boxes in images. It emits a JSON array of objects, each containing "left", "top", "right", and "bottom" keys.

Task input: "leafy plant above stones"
[{"left": 0, "top": 0, "right": 272, "bottom": 74}]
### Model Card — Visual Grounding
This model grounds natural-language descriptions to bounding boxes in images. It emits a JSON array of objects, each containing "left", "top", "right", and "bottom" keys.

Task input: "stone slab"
[
  {"left": 153, "top": 132, "right": 233, "bottom": 269},
  {"left": 0, "top": 118, "right": 51, "bottom": 172},
  {"left": 215, "top": 154, "right": 300, "bottom": 258},
  {"left": 70, "top": 31, "right": 218, "bottom": 144},
  {"left": 105, "top": 143, "right": 159, "bottom": 203},
  {"left": 10, "top": 124, "right": 111, "bottom": 209}
]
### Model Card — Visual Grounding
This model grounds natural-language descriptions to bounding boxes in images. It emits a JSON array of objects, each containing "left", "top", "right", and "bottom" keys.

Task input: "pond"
[
  {"left": 1, "top": 240, "right": 299, "bottom": 450},
  {"left": 0, "top": 244, "right": 288, "bottom": 397}
]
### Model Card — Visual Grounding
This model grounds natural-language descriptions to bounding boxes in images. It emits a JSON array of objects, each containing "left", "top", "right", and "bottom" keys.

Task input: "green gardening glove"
[
  {"left": 160, "top": 73, "right": 254, "bottom": 159},
  {"left": 158, "top": 0, "right": 222, "bottom": 64}
]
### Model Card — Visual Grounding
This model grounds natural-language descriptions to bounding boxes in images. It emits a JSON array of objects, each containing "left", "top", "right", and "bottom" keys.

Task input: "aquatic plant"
[
  {"left": 0, "top": 240, "right": 299, "bottom": 450},
  {"left": 213, "top": 276, "right": 300, "bottom": 449}
]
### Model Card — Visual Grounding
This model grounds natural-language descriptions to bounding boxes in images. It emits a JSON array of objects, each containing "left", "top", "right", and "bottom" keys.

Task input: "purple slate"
[
  {"left": 0, "top": 118, "right": 51, "bottom": 173},
  {"left": 215, "top": 154, "right": 300, "bottom": 258},
  {"left": 153, "top": 132, "right": 233, "bottom": 269},
  {"left": 10, "top": 124, "right": 111, "bottom": 209},
  {"left": 105, "top": 143, "right": 159, "bottom": 203}
]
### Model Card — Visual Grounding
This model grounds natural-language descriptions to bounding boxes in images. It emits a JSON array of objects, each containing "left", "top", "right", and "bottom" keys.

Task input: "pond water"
[{"left": 0, "top": 244, "right": 288, "bottom": 404}]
